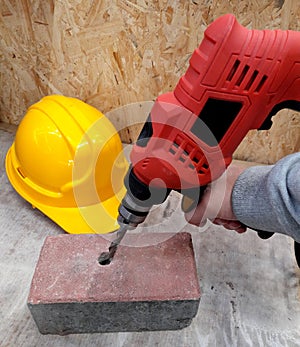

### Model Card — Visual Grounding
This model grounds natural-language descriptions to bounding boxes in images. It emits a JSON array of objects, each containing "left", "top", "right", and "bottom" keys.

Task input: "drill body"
[{"left": 118, "top": 14, "right": 300, "bottom": 228}]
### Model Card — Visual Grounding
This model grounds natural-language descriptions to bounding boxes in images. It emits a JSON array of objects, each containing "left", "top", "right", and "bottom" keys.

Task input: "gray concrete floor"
[{"left": 1, "top": 124, "right": 300, "bottom": 347}]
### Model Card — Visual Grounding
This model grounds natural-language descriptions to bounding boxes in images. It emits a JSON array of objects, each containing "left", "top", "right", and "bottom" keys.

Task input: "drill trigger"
[{"left": 181, "top": 195, "right": 198, "bottom": 213}]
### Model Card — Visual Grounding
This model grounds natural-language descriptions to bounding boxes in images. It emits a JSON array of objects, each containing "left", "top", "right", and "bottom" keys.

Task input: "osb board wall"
[{"left": 0, "top": 0, "right": 299, "bottom": 164}]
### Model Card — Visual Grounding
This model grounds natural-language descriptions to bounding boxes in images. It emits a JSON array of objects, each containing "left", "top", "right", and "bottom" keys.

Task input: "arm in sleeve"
[{"left": 232, "top": 153, "right": 300, "bottom": 242}]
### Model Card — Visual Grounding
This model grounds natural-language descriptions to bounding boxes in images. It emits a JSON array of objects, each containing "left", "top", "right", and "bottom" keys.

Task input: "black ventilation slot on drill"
[
  {"left": 245, "top": 70, "right": 259, "bottom": 91},
  {"left": 169, "top": 137, "right": 182, "bottom": 155},
  {"left": 236, "top": 65, "right": 250, "bottom": 86},
  {"left": 174, "top": 140, "right": 180, "bottom": 147},
  {"left": 254, "top": 75, "right": 268, "bottom": 93},
  {"left": 191, "top": 98, "right": 243, "bottom": 146},
  {"left": 169, "top": 145, "right": 177, "bottom": 155},
  {"left": 197, "top": 161, "right": 209, "bottom": 175},
  {"left": 192, "top": 156, "right": 199, "bottom": 163},
  {"left": 227, "top": 59, "right": 241, "bottom": 81}
]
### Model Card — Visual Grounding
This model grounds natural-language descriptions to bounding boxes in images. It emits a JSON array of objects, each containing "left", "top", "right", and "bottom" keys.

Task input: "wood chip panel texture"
[{"left": 0, "top": 0, "right": 299, "bottom": 163}]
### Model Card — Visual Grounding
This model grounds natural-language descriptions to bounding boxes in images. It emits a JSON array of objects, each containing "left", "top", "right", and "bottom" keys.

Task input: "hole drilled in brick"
[{"left": 98, "top": 253, "right": 112, "bottom": 265}]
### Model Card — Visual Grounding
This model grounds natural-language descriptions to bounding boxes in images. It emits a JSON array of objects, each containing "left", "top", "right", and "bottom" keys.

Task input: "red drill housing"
[{"left": 129, "top": 14, "right": 300, "bottom": 194}]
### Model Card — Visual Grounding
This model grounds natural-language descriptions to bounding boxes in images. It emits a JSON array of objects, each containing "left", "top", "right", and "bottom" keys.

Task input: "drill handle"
[{"left": 181, "top": 186, "right": 275, "bottom": 240}]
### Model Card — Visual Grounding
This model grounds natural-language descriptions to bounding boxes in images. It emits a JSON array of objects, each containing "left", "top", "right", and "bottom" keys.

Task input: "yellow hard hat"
[{"left": 5, "top": 95, "right": 128, "bottom": 234}]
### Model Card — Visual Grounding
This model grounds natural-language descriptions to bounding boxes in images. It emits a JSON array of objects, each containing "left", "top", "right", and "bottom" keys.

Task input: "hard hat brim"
[{"left": 5, "top": 147, "right": 125, "bottom": 234}]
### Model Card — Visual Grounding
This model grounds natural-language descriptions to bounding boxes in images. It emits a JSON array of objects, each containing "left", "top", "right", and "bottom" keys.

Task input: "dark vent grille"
[
  {"left": 227, "top": 60, "right": 241, "bottom": 81},
  {"left": 236, "top": 65, "right": 250, "bottom": 86},
  {"left": 255, "top": 75, "right": 268, "bottom": 92},
  {"left": 226, "top": 59, "right": 268, "bottom": 92},
  {"left": 245, "top": 70, "right": 259, "bottom": 90},
  {"left": 168, "top": 135, "right": 210, "bottom": 175}
]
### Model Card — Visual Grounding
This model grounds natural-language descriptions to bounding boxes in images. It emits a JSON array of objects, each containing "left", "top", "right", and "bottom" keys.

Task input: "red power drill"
[{"left": 99, "top": 14, "right": 300, "bottom": 265}]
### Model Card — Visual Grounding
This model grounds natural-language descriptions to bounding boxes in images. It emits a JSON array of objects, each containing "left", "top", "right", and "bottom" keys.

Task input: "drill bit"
[{"left": 98, "top": 224, "right": 129, "bottom": 265}]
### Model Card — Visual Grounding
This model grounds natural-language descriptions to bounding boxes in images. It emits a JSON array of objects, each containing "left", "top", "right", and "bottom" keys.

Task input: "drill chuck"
[
  {"left": 117, "top": 166, "right": 170, "bottom": 227},
  {"left": 117, "top": 192, "right": 152, "bottom": 227}
]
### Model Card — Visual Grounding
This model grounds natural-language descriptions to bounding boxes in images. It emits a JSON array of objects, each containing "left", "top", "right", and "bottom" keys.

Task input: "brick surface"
[{"left": 27, "top": 232, "right": 200, "bottom": 334}]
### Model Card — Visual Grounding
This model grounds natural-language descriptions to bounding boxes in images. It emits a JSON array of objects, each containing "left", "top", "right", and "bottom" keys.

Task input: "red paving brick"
[{"left": 28, "top": 232, "right": 200, "bottom": 334}]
